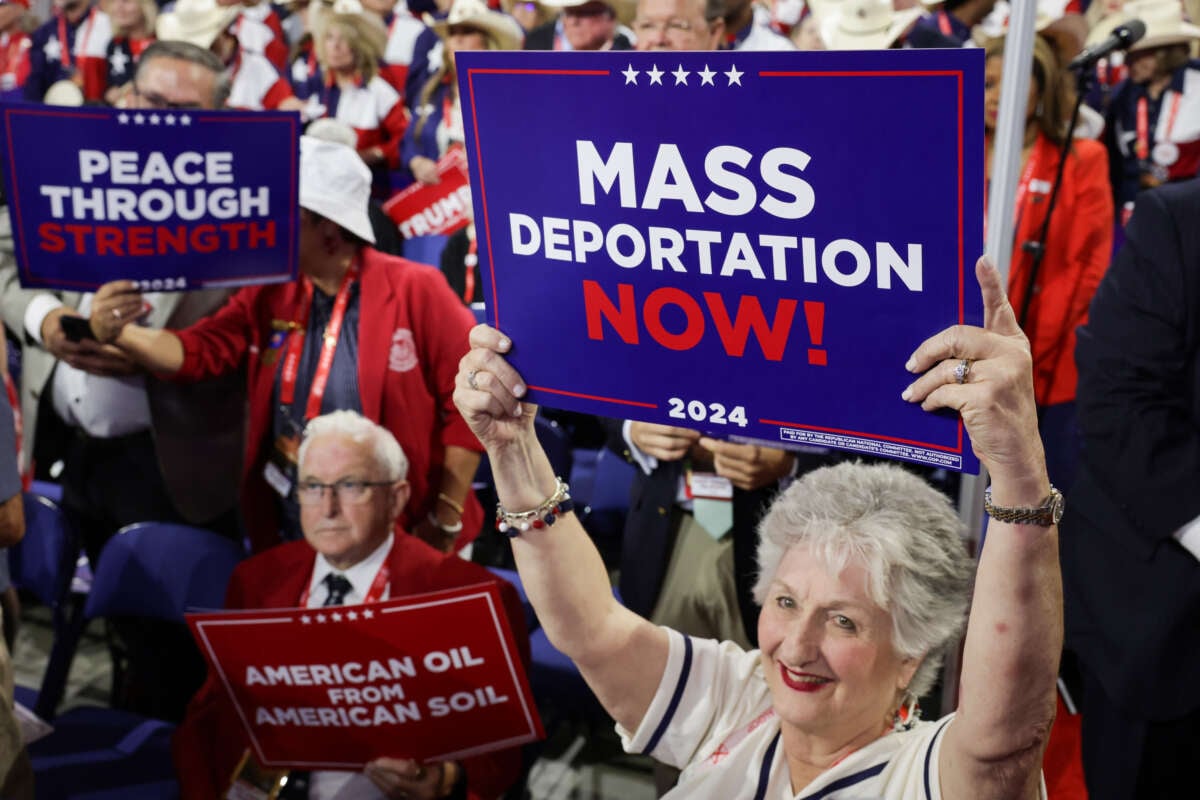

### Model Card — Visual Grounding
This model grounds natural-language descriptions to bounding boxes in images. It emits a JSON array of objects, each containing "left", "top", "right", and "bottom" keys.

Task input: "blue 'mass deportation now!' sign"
[
  {"left": 458, "top": 48, "right": 985, "bottom": 474},
  {"left": 0, "top": 104, "right": 300, "bottom": 292}
]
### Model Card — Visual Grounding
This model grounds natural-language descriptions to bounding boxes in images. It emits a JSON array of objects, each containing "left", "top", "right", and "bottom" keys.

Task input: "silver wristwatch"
[{"left": 983, "top": 486, "right": 1064, "bottom": 527}]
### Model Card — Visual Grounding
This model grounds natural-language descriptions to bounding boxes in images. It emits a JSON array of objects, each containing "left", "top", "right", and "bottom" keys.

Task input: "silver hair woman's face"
[{"left": 757, "top": 545, "right": 918, "bottom": 739}]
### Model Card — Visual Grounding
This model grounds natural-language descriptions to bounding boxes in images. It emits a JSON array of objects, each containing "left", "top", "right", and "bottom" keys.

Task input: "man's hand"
[
  {"left": 40, "top": 307, "right": 139, "bottom": 376},
  {"left": 697, "top": 437, "right": 795, "bottom": 491},
  {"left": 364, "top": 758, "right": 454, "bottom": 800},
  {"left": 628, "top": 422, "right": 700, "bottom": 462},
  {"left": 88, "top": 280, "right": 147, "bottom": 343}
]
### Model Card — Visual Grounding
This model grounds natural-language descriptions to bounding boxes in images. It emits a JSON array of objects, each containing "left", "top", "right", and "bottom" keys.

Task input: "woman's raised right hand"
[{"left": 454, "top": 324, "right": 537, "bottom": 452}]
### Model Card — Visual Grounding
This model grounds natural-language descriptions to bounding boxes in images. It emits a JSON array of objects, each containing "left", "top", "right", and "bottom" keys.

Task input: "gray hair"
[
  {"left": 753, "top": 461, "right": 974, "bottom": 699},
  {"left": 135, "top": 40, "right": 231, "bottom": 108},
  {"left": 297, "top": 411, "right": 409, "bottom": 482}
]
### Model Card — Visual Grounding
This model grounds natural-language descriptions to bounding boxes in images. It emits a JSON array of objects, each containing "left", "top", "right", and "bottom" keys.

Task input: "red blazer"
[
  {"left": 1007, "top": 134, "right": 1114, "bottom": 406},
  {"left": 173, "top": 534, "right": 530, "bottom": 800},
  {"left": 172, "top": 249, "right": 484, "bottom": 553}
]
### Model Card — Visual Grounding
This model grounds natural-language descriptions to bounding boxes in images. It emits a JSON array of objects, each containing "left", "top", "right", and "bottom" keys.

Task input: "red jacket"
[
  {"left": 172, "top": 534, "right": 530, "bottom": 800},
  {"left": 1007, "top": 134, "right": 1114, "bottom": 406},
  {"left": 172, "top": 249, "right": 484, "bottom": 553}
]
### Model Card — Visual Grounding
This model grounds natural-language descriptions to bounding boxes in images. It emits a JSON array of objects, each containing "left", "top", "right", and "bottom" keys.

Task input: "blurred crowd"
[{"left": 1, "top": 0, "right": 1200, "bottom": 797}]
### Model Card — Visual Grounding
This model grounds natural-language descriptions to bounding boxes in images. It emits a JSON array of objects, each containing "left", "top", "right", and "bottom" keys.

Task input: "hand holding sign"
[
  {"left": 628, "top": 422, "right": 699, "bottom": 462},
  {"left": 40, "top": 307, "right": 138, "bottom": 376},
  {"left": 902, "top": 257, "right": 1048, "bottom": 502}
]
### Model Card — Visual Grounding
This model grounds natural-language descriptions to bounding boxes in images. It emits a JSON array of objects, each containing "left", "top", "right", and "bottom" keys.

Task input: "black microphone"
[{"left": 1068, "top": 19, "right": 1147, "bottom": 71}]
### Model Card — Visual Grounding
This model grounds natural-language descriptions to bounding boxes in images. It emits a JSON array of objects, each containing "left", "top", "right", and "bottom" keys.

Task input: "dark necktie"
[{"left": 322, "top": 573, "right": 353, "bottom": 607}]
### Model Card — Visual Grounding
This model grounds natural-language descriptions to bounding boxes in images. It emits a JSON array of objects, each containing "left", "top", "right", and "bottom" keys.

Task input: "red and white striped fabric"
[
  {"left": 379, "top": 7, "right": 425, "bottom": 99},
  {"left": 74, "top": 7, "right": 112, "bottom": 101},
  {"left": 332, "top": 75, "right": 408, "bottom": 168},
  {"left": 236, "top": 1, "right": 289, "bottom": 73},
  {"left": 227, "top": 50, "right": 293, "bottom": 110}
]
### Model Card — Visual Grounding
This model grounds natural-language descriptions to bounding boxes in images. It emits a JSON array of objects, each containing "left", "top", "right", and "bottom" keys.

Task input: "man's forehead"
[
  {"left": 139, "top": 58, "right": 217, "bottom": 105},
  {"left": 638, "top": 0, "right": 706, "bottom": 17}
]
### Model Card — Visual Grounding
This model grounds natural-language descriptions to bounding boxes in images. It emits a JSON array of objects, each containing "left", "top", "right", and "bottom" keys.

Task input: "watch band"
[{"left": 983, "top": 486, "right": 1063, "bottom": 527}]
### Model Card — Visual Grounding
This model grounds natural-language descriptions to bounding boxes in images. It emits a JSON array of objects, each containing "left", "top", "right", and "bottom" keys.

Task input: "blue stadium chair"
[
  {"left": 24, "top": 523, "right": 245, "bottom": 797},
  {"left": 83, "top": 522, "right": 245, "bottom": 621},
  {"left": 576, "top": 448, "right": 636, "bottom": 567},
  {"left": 10, "top": 493, "right": 86, "bottom": 719},
  {"left": 486, "top": 566, "right": 535, "bottom": 632}
]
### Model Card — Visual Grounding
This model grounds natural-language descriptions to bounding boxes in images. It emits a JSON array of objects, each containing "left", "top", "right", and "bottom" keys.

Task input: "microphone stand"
[{"left": 1018, "top": 65, "right": 1093, "bottom": 329}]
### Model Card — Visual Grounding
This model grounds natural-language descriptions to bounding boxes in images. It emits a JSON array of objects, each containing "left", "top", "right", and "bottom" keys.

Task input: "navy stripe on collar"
[
  {"left": 753, "top": 730, "right": 782, "bottom": 800},
  {"left": 642, "top": 634, "right": 693, "bottom": 755},
  {"left": 799, "top": 760, "right": 888, "bottom": 800},
  {"left": 923, "top": 717, "right": 955, "bottom": 800}
]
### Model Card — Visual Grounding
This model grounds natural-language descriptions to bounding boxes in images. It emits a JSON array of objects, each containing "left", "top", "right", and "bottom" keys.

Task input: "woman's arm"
[
  {"left": 454, "top": 330, "right": 669, "bottom": 733},
  {"left": 907, "top": 259, "right": 1060, "bottom": 799}
]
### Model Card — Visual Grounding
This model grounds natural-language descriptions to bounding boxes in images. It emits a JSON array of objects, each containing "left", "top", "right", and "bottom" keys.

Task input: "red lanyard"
[
  {"left": 57, "top": 7, "right": 96, "bottom": 70},
  {"left": 938, "top": 10, "right": 953, "bottom": 36},
  {"left": 1137, "top": 92, "right": 1182, "bottom": 160},
  {"left": 442, "top": 89, "right": 455, "bottom": 136},
  {"left": 298, "top": 545, "right": 392, "bottom": 606},
  {"left": 279, "top": 265, "right": 358, "bottom": 422},
  {"left": 463, "top": 235, "right": 477, "bottom": 304}
]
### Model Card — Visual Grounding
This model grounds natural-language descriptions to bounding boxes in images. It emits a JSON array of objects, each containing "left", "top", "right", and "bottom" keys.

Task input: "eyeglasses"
[
  {"left": 296, "top": 479, "right": 395, "bottom": 505},
  {"left": 631, "top": 18, "right": 705, "bottom": 35},
  {"left": 131, "top": 82, "right": 206, "bottom": 110}
]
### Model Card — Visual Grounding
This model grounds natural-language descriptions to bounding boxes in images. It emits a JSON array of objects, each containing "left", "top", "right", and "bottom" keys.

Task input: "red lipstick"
[{"left": 779, "top": 664, "right": 832, "bottom": 693}]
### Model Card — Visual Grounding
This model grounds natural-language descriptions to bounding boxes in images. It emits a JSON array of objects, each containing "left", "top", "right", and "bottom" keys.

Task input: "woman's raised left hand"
[{"left": 902, "top": 257, "right": 1048, "bottom": 499}]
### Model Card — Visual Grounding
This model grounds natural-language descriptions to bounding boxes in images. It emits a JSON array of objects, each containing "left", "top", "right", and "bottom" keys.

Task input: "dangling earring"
[
  {"left": 1035, "top": 98, "right": 1045, "bottom": 117},
  {"left": 892, "top": 693, "right": 921, "bottom": 733}
]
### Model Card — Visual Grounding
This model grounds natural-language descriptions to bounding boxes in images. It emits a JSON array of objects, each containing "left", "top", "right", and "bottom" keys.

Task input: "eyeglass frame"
[
  {"left": 131, "top": 81, "right": 207, "bottom": 111},
  {"left": 295, "top": 478, "right": 401, "bottom": 506}
]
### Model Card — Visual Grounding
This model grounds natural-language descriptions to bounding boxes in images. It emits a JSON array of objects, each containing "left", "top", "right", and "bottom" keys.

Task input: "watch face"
[{"left": 1050, "top": 490, "right": 1065, "bottom": 525}]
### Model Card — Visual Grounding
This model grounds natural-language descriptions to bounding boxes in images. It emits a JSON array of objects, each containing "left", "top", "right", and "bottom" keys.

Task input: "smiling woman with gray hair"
[{"left": 454, "top": 256, "right": 1060, "bottom": 799}]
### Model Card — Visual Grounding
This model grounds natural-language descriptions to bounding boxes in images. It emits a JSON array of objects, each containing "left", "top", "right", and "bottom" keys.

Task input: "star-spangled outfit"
[
  {"left": 293, "top": 67, "right": 408, "bottom": 172},
  {"left": 910, "top": 9, "right": 972, "bottom": 47},
  {"left": 727, "top": 4, "right": 793, "bottom": 51},
  {"left": 623, "top": 630, "right": 1047, "bottom": 799},
  {"left": 234, "top": 0, "right": 291, "bottom": 74},
  {"left": 1104, "top": 60, "right": 1200, "bottom": 213},
  {"left": 24, "top": 4, "right": 112, "bottom": 102},
  {"left": 227, "top": 48, "right": 294, "bottom": 110},
  {"left": 0, "top": 28, "right": 30, "bottom": 97},
  {"left": 104, "top": 34, "right": 151, "bottom": 92}
]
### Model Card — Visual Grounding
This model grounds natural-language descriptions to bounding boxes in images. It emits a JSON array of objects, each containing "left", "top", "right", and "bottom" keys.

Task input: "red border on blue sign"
[
  {"left": 467, "top": 67, "right": 967, "bottom": 456},
  {"left": 2, "top": 106, "right": 299, "bottom": 290}
]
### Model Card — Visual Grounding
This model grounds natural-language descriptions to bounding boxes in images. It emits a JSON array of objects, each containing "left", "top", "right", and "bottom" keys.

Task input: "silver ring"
[
  {"left": 953, "top": 358, "right": 972, "bottom": 385},
  {"left": 112, "top": 308, "right": 121, "bottom": 320},
  {"left": 467, "top": 369, "right": 480, "bottom": 391}
]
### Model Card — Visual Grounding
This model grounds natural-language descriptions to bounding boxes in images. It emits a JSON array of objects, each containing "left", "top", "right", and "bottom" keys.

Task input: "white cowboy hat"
[
  {"left": 1086, "top": 0, "right": 1200, "bottom": 52},
  {"left": 156, "top": 0, "right": 240, "bottom": 49},
  {"left": 299, "top": 136, "right": 376, "bottom": 245},
  {"left": 538, "top": 0, "right": 637, "bottom": 25},
  {"left": 432, "top": 0, "right": 524, "bottom": 51},
  {"left": 825, "top": 0, "right": 923, "bottom": 50}
]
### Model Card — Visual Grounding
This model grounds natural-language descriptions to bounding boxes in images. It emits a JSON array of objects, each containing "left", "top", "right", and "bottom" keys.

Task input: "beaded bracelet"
[{"left": 496, "top": 477, "right": 575, "bottom": 536}]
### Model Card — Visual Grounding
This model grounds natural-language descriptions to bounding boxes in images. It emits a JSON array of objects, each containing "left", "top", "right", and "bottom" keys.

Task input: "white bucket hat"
[
  {"left": 1086, "top": 0, "right": 1200, "bottom": 52},
  {"left": 826, "top": 0, "right": 923, "bottom": 50},
  {"left": 156, "top": 0, "right": 240, "bottom": 49},
  {"left": 42, "top": 79, "right": 84, "bottom": 106},
  {"left": 299, "top": 136, "right": 376, "bottom": 245}
]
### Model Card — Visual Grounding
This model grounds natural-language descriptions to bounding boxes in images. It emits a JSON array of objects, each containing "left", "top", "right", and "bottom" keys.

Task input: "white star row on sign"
[
  {"left": 623, "top": 64, "right": 742, "bottom": 87},
  {"left": 298, "top": 608, "right": 368, "bottom": 623},
  {"left": 117, "top": 112, "right": 192, "bottom": 126}
]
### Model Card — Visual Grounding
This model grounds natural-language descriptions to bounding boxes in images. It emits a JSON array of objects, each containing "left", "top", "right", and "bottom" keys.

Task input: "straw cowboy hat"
[
  {"left": 539, "top": 0, "right": 637, "bottom": 25},
  {"left": 156, "top": 0, "right": 240, "bottom": 49},
  {"left": 1086, "top": 0, "right": 1200, "bottom": 52},
  {"left": 825, "top": 0, "right": 923, "bottom": 49},
  {"left": 431, "top": 0, "right": 524, "bottom": 50}
]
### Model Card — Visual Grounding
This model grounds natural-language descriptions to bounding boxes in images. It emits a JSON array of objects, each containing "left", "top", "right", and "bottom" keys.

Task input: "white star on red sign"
[
  {"left": 300, "top": 614, "right": 311, "bottom": 624},
  {"left": 346, "top": 610, "right": 358, "bottom": 621},
  {"left": 362, "top": 609, "right": 374, "bottom": 619},
  {"left": 315, "top": 613, "right": 327, "bottom": 623}
]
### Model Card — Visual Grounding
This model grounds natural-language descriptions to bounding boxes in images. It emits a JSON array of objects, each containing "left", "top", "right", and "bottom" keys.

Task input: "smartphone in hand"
[{"left": 59, "top": 315, "right": 96, "bottom": 343}]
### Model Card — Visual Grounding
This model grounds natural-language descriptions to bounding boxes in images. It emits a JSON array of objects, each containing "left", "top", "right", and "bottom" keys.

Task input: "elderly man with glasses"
[{"left": 174, "top": 410, "right": 529, "bottom": 800}]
